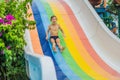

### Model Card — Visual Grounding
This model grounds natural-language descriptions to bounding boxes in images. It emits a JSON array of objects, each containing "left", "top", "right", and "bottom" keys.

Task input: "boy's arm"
[
  {"left": 46, "top": 26, "right": 50, "bottom": 40},
  {"left": 58, "top": 24, "right": 65, "bottom": 37},
  {"left": 58, "top": 24, "right": 64, "bottom": 34},
  {"left": 103, "top": 0, "right": 107, "bottom": 8}
]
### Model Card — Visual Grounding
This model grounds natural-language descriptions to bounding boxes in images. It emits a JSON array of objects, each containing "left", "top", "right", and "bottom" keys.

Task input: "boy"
[
  {"left": 46, "top": 15, "right": 65, "bottom": 52},
  {"left": 89, "top": 0, "right": 107, "bottom": 8},
  {"left": 111, "top": 21, "right": 118, "bottom": 35}
]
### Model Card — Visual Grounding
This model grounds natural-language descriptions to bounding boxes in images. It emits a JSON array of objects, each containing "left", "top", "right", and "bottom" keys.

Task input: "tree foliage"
[
  {"left": 107, "top": 0, "right": 120, "bottom": 15},
  {"left": 0, "top": 0, "right": 35, "bottom": 80}
]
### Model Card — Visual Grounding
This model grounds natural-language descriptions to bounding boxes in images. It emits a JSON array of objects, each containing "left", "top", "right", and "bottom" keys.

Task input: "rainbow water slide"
[{"left": 25, "top": 0, "right": 120, "bottom": 80}]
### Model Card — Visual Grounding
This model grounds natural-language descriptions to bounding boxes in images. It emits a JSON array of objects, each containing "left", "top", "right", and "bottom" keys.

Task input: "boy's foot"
[
  {"left": 95, "top": 5, "right": 100, "bottom": 8},
  {"left": 60, "top": 47, "right": 65, "bottom": 52},
  {"left": 53, "top": 47, "right": 57, "bottom": 52},
  {"left": 53, "top": 50, "right": 57, "bottom": 53}
]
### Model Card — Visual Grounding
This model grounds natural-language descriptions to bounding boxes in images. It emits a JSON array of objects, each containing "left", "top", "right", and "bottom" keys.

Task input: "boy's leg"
[
  {"left": 56, "top": 38, "right": 64, "bottom": 52},
  {"left": 50, "top": 38, "right": 56, "bottom": 52},
  {"left": 113, "top": 27, "right": 117, "bottom": 34},
  {"left": 111, "top": 27, "right": 117, "bottom": 35}
]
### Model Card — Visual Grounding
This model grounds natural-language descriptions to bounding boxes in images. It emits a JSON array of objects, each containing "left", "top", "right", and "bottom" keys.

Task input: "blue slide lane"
[{"left": 31, "top": 1, "right": 67, "bottom": 80}]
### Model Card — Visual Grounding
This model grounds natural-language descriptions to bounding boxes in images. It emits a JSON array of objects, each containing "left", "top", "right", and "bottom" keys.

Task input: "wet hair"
[{"left": 50, "top": 15, "right": 57, "bottom": 21}]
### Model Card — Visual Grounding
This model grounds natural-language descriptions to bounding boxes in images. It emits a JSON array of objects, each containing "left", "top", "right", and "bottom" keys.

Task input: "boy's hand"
[
  {"left": 46, "top": 36, "right": 48, "bottom": 40},
  {"left": 63, "top": 34, "right": 66, "bottom": 38}
]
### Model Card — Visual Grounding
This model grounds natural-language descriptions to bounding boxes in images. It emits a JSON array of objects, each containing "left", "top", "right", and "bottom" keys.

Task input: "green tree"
[
  {"left": 0, "top": 0, "right": 35, "bottom": 80},
  {"left": 107, "top": 0, "right": 118, "bottom": 15}
]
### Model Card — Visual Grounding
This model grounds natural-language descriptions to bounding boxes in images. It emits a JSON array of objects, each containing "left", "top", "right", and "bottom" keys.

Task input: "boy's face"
[{"left": 51, "top": 17, "right": 57, "bottom": 24}]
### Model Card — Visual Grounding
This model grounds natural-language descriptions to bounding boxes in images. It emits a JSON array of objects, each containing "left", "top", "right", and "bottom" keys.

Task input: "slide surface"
[{"left": 31, "top": 0, "right": 120, "bottom": 80}]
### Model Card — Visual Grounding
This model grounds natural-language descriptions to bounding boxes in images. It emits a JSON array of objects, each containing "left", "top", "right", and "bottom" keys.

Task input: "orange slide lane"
[{"left": 27, "top": 4, "right": 43, "bottom": 55}]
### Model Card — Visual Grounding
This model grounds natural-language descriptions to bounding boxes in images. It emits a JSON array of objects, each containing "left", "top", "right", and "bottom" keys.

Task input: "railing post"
[{"left": 118, "top": 7, "right": 120, "bottom": 37}]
